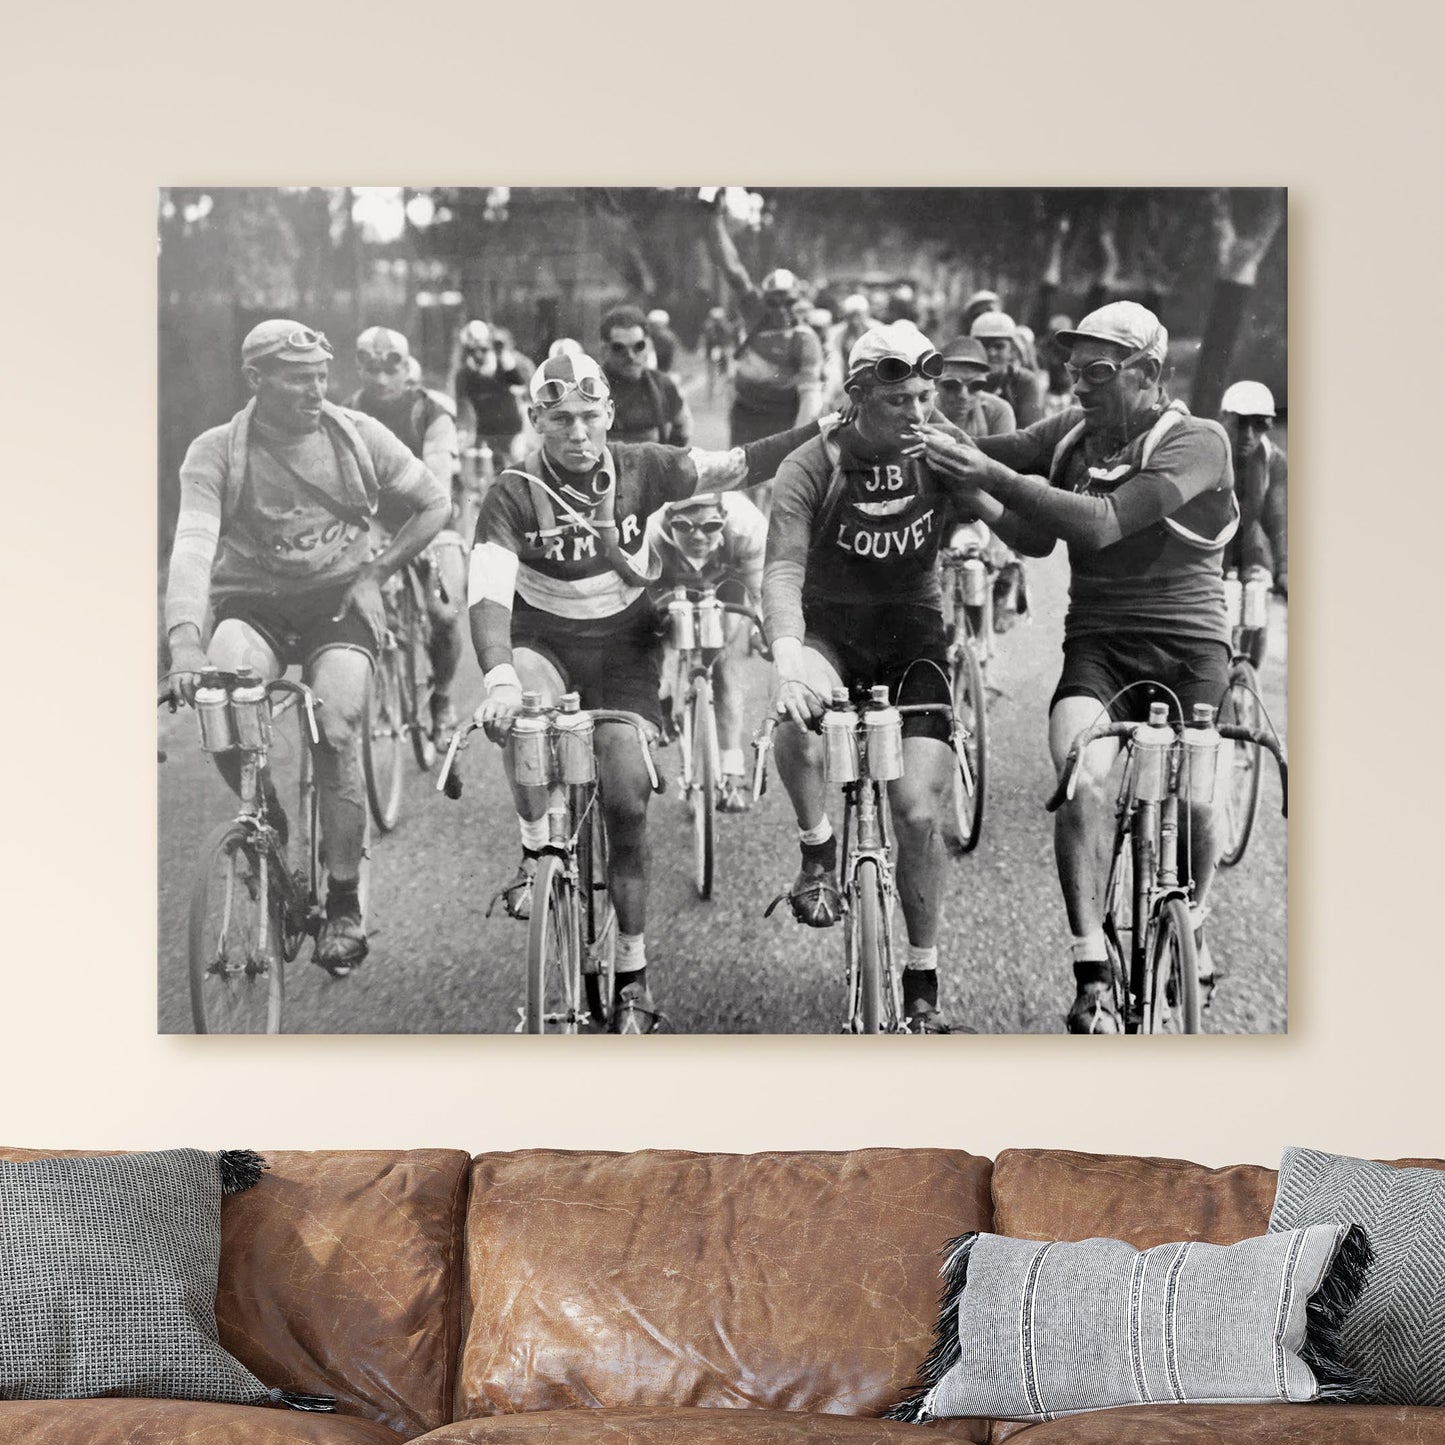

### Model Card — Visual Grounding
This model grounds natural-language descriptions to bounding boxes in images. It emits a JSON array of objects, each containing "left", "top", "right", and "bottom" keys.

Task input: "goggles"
[
  {"left": 851, "top": 349, "right": 944, "bottom": 386},
  {"left": 1066, "top": 347, "right": 1151, "bottom": 387},
  {"left": 532, "top": 374, "right": 611, "bottom": 407},
  {"left": 357, "top": 352, "right": 406, "bottom": 374},
  {"left": 282, "top": 326, "right": 332, "bottom": 356},
  {"left": 609, "top": 338, "right": 649, "bottom": 356},
  {"left": 669, "top": 516, "right": 726, "bottom": 537}
]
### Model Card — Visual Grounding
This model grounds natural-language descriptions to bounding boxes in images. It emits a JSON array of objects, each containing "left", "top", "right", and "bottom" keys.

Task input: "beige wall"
[{"left": 4, "top": 0, "right": 1442, "bottom": 1168}]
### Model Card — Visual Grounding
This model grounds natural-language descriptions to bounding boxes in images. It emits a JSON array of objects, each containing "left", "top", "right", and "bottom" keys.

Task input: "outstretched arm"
[
  {"left": 688, "top": 418, "right": 829, "bottom": 492},
  {"left": 705, "top": 192, "right": 758, "bottom": 300}
]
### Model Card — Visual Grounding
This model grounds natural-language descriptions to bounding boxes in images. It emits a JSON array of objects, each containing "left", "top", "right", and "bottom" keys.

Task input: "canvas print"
[{"left": 157, "top": 186, "right": 1287, "bottom": 1036}]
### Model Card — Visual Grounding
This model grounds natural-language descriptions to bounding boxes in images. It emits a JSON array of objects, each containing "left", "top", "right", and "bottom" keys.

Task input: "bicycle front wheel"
[
  {"left": 399, "top": 575, "right": 437, "bottom": 771},
  {"left": 189, "top": 822, "right": 283, "bottom": 1034},
  {"left": 1220, "top": 659, "right": 1263, "bottom": 867},
  {"left": 1147, "top": 897, "right": 1202, "bottom": 1035},
  {"left": 525, "top": 854, "right": 583, "bottom": 1034},
  {"left": 363, "top": 648, "right": 405, "bottom": 832},
  {"left": 847, "top": 858, "right": 892, "bottom": 1034},
  {"left": 579, "top": 798, "right": 616, "bottom": 1028},
  {"left": 949, "top": 638, "right": 988, "bottom": 853},
  {"left": 690, "top": 678, "right": 717, "bottom": 900}
]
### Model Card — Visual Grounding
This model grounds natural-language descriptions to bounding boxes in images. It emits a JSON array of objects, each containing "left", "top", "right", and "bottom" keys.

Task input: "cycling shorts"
[
  {"left": 214, "top": 583, "right": 379, "bottom": 670},
  {"left": 802, "top": 601, "right": 952, "bottom": 743},
  {"left": 1051, "top": 631, "right": 1232, "bottom": 724},
  {"left": 512, "top": 617, "right": 663, "bottom": 731}
]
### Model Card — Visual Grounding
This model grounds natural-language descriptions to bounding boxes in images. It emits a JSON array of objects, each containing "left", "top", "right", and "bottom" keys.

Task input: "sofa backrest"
[
  {"left": 455, "top": 1147, "right": 994, "bottom": 1423},
  {"left": 2, "top": 1147, "right": 471, "bottom": 1438}
]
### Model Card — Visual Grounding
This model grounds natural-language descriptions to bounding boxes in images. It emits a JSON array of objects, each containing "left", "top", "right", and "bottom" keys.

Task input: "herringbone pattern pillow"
[{"left": 1269, "top": 1147, "right": 1445, "bottom": 1406}]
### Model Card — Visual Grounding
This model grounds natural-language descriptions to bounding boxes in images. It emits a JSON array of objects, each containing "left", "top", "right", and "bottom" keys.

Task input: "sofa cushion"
[
  {"left": 418, "top": 1406, "right": 985, "bottom": 1441},
  {"left": 991, "top": 1149, "right": 1279, "bottom": 1246},
  {"left": 1, "top": 1149, "right": 471, "bottom": 1440},
  {"left": 1268, "top": 1147, "right": 1445, "bottom": 1406},
  {"left": 990, "top": 1401, "right": 1445, "bottom": 1442},
  {"left": 0, "top": 1398, "right": 407, "bottom": 1444},
  {"left": 0, "top": 1149, "right": 273, "bottom": 1407},
  {"left": 457, "top": 1148, "right": 993, "bottom": 1431}
]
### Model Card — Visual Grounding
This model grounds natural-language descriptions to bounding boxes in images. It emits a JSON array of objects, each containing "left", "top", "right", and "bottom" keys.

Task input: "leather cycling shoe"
[
  {"left": 768, "top": 855, "right": 843, "bottom": 929},
  {"left": 717, "top": 774, "right": 751, "bottom": 814},
  {"left": 314, "top": 892, "right": 367, "bottom": 979},
  {"left": 489, "top": 856, "right": 537, "bottom": 922},
  {"left": 610, "top": 981, "right": 661, "bottom": 1034},
  {"left": 1066, "top": 980, "right": 1122, "bottom": 1034},
  {"left": 902, "top": 1000, "right": 953, "bottom": 1034}
]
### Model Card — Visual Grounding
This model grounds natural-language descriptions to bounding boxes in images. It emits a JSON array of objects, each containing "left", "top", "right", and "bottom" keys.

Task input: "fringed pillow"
[
  {"left": 888, "top": 1224, "right": 1372, "bottom": 1424},
  {"left": 0, "top": 1149, "right": 331, "bottom": 1411}
]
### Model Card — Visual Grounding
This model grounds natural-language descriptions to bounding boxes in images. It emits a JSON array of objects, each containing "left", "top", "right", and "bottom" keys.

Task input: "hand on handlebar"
[
  {"left": 774, "top": 676, "right": 824, "bottom": 730},
  {"left": 475, "top": 685, "right": 523, "bottom": 745},
  {"left": 167, "top": 639, "right": 211, "bottom": 705}
]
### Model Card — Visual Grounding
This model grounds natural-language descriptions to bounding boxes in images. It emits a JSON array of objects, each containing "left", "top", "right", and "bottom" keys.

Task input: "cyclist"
[
  {"left": 164, "top": 320, "right": 450, "bottom": 976},
  {"left": 702, "top": 305, "right": 736, "bottom": 387},
  {"left": 645, "top": 489, "right": 767, "bottom": 813},
  {"left": 467, "top": 351, "right": 828, "bottom": 1032},
  {"left": 1220, "top": 380, "right": 1287, "bottom": 601},
  {"left": 600, "top": 305, "right": 692, "bottom": 446},
  {"left": 970, "top": 311, "right": 1048, "bottom": 428},
  {"left": 705, "top": 198, "right": 824, "bottom": 444},
  {"left": 764, "top": 323, "right": 979, "bottom": 1034},
  {"left": 919, "top": 301, "right": 1239, "bottom": 1034},
  {"left": 453, "top": 320, "right": 528, "bottom": 470},
  {"left": 349, "top": 326, "right": 466, "bottom": 741},
  {"left": 934, "top": 336, "right": 1027, "bottom": 632},
  {"left": 959, "top": 288, "right": 1000, "bottom": 337},
  {"left": 646, "top": 307, "right": 681, "bottom": 376}
]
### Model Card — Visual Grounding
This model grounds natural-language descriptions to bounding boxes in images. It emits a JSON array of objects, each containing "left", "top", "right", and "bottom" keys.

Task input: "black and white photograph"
[{"left": 156, "top": 185, "right": 1288, "bottom": 1036}]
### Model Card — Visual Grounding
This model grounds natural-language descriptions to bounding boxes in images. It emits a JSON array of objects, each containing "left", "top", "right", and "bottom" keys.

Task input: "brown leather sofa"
[{"left": 2, "top": 1146, "right": 1441, "bottom": 1443}]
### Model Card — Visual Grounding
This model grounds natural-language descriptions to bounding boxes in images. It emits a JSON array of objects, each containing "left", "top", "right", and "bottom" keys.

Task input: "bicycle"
[
  {"left": 164, "top": 669, "right": 370, "bottom": 1035},
  {"left": 1219, "top": 570, "right": 1271, "bottom": 867},
  {"left": 363, "top": 559, "right": 439, "bottom": 832},
  {"left": 438, "top": 693, "right": 663, "bottom": 1034},
  {"left": 938, "top": 543, "right": 992, "bottom": 853},
  {"left": 756, "top": 683, "right": 956, "bottom": 1033},
  {"left": 661, "top": 584, "right": 762, "bottom": 900},
  {"left": 1047, "top": 695, "right": 1286, "bottom": 1034}
]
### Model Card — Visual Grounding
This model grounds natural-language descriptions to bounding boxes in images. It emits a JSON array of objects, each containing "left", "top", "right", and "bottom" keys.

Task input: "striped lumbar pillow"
[
  {"left": 888, "top": 1224, "right": 1372, "bottom": 1424},
  {"left": 1268, "top": 1147, "right": 1445, "bottom": 1406}
]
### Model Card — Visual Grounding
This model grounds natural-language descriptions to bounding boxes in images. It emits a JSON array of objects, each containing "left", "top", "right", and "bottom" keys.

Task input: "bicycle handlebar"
[
  {"left": 265, "top": 679, "right": 321, "bottom": 748},
  {"left": 437, "top": 707, "right": 663, "bottom": 799},
  {"left": 1219, "top": 723, "right": 1288, "bottom": 819}
]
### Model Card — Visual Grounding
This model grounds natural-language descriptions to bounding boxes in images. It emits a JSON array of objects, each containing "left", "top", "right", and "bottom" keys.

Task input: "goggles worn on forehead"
[
  {"left": 283, "top": 326, "right": 332, "bottom": 355},
  {"left": 853, "top": 349, "right": 944, "bottom": 386},
  {"left": 1067, "top": 347, "right": 1151, "bottom": 387},
  {"left": 533, "top": 374, "right": 611, "bottom": 407},
  {"left": 358, "top": 351, "right": 406, "bottom": 373}
]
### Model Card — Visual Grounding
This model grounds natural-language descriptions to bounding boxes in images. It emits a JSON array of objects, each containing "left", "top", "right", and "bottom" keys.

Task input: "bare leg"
[
  {"left": 207, "top": 619, "right": 283, "bottom": 799},
  {"left": 773, "top": 646, "right": 844, "bottom": 832},
  {"left": 1049, "top": 697, "right": 1121, "bottom": 938},
  {"left": 305, "top": 647, "right": 374, "bottom": 884},
  {"left": 594, "top": 722, "right": 654, "bottom": 936},
  {"left": 887, "top": 737, "right": 954, "bottom": 949}
]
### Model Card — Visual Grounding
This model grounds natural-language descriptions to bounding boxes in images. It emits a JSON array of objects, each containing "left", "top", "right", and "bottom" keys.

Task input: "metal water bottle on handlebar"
[
  {"left": 1183, "top": 703, "right": 1222, "bottom": 806},
  {"left": 510, "top": 692, "right": 552, "bottom": 786},
  {"left": 696, "top": 588, "right": 725, "bottom": 649},
  {"left": 1131, "top": 702, "right": 1174, "bottom": 803},
  {"left": 1223, "top": 569, "right": 1243, "bottom": 629},
  {"left": 1243, "top": 577, "right": 1269, "bottom": 629},
  {"left": 553, "top": 693, "right": 596, "bottom": 784},
  {"left": 960, "top": 556, "right": 988, "bottom": 607},
  {"left": 822, "top": 689, "right": 860, "bottom": 783},
  {"left": 228, "top": 668, "right": 271, "bottom": 751},
  {"left": 667, "top": 587, "right": 696, "bottom": 650},
  {"left": 194, "top": 671, "right": 235, "bottom": 752},
  {"left": 863, "top": 685, "right": 904, "bottom": 781}
]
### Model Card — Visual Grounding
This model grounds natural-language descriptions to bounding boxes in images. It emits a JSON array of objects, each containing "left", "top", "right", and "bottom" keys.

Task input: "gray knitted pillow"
[
  {"left": 0, "top": 1149, "right": 330, "bottom": 1410},
  {"left": 1268, "top": 1147, "right": 1445, "bottom": 1406},
  {"left": 888, "top": 1224, "right": 1372, "bottom": 1424}
]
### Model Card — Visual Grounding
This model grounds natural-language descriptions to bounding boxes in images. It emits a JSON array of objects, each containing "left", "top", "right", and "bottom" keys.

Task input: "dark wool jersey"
[
  {"left": 763, "top": 433, "right": 964, "bottom": 642},
  {"left": 455, "top": 364, "right": 526, "bottom": 437},
  {"left": 980, "top": 406, "right": 1235, "bottom": 642},
  {"left": 604, "top": 368, "right": 689, "bottom": 445},
  {"left": 345, "top": 386, "right": 447, "bottom": 460}
]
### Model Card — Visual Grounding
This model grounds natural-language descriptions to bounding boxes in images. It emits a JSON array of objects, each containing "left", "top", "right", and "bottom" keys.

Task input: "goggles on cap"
[
  {"left": 852, "top": 349, "right": 944, "bottom": 386},
  {"left": 532, "top": 373, "right": 610, "bottom": 407},
  {"left": 256, "top": 326, "right": 332, "bottom": 360},
  {"left": 1066, "top": 347, "right": 1153, "bottom": 387}
]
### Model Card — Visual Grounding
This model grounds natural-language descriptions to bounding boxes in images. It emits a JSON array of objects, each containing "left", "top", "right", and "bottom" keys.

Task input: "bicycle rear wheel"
[
  {"left": 579, "top": 797, "right": 616, "bottom": 1028},
  {"left": 399, "top": 574, "right": 437, "bottom": 771},
  {"left": 1220, "top": 659, "right": 1263, "bottom": 867},
  {"left": 525, "top": 854, "right": 583, "bottom": 1033},
  {"left": 690, "top": 677, "right": 717, "bottom": 899},
  {"left": 363, "top": 647, "right": 405, "bottom": 832},
  {"left": 1147, "top": 897, "right": 1201, "bottom": 1034},
  {"left": 189, "top": 822, "right": 283, "bottom": 1034},
  {"left": 846, "top": 858, "right": 892, "bottom": 1034},
  {"left": 949, "top": 637, "right": 987, "bottom": 853}
]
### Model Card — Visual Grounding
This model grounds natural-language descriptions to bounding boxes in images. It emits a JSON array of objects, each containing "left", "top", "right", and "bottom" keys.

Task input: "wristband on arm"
[{"left": 483, "top": 663, "right": 521, "bottom": 695}]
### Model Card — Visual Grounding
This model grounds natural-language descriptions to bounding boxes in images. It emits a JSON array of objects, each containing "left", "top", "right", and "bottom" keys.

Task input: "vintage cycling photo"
[{"left": 157, "top": 186, "right": 1287, "bottom": 1036}]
